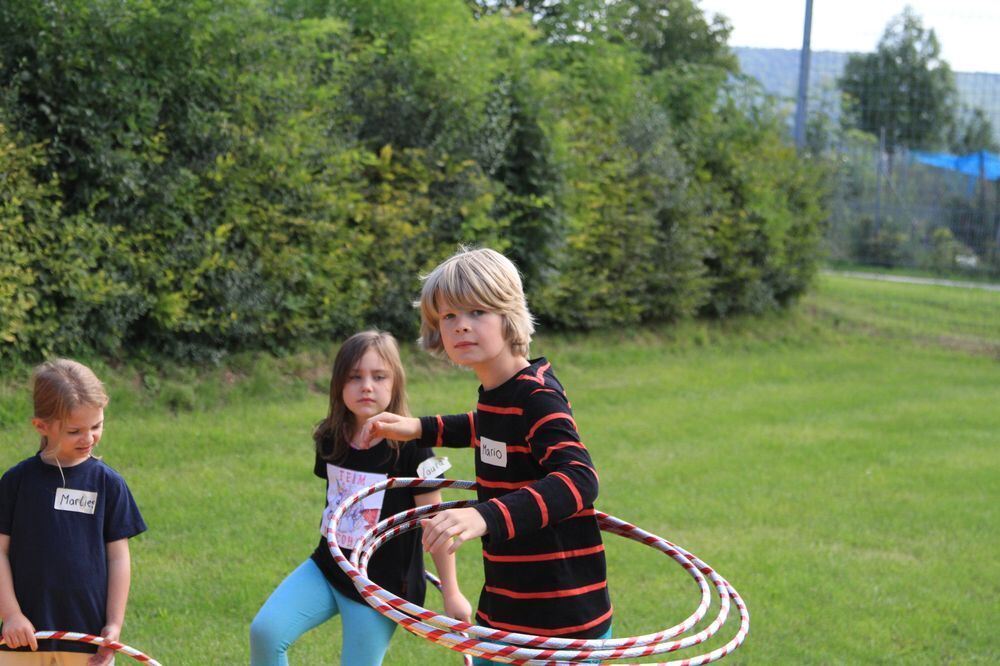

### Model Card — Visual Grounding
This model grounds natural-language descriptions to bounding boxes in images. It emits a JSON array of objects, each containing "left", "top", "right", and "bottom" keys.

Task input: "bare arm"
[
  {"left": 414, "top": 492, "right": 472, "bottom": 623},
  {"left": 361, "top": 412, "right": 477, "bottom": 450},
  {"left": 89, "top": 538, "right": 130, "bottom": 666},
  {"left": 360, "top": 412, "right": 421, "bottom": 448},
  {"left": 0, "top": 533, "right": 36, "bottom": 651}
]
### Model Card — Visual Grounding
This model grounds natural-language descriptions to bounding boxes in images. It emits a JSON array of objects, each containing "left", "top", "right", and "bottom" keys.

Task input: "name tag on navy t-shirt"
[
  {"left": 480, "top": 437, "right": 508, "bottom": 467},
  {"left": 54, "top": 488, "right": 98, "bottom": 514}
]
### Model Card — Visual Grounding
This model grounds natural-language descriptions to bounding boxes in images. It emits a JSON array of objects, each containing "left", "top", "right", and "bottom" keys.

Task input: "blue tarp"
[{"left": 912, "top": 150, "right": 1000, "bottom": 181}]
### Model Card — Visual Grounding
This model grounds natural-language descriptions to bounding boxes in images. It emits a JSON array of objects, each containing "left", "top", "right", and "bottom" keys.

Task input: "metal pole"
[
  {"left": 793, "top": 0, "right": 814, "bottom": 150},
  {"left": 875, "top": 126, "right": 885, "bottom": 235},
  {"left": 979, "top": 151, "right": 987, "bottom": 250},
  {"left": 993, "top": 179, "right": 1000, "bottom": 252}
]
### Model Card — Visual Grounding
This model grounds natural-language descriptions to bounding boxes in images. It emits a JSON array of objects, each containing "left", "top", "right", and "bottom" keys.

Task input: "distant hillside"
[{"left": 733, "top": 47, "right": 1000, "bottom": 144}]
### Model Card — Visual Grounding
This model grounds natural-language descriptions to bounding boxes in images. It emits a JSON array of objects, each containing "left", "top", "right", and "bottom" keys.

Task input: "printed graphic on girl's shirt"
[{"left": 321, "top": 464, "right": 387, "bottom": 549}]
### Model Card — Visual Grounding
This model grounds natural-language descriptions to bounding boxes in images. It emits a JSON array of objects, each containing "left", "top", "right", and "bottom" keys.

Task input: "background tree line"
[
  {"left": 839, "top": 5, "right": 998, "bottom": 156},
  {"left": 820, "top": 6, "right": 1000, "bottom": 274},
  {"left": 0, "top": 0, "right": 828, "bottom": 364}
]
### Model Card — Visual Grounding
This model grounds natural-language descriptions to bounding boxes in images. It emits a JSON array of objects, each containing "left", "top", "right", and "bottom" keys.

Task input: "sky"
[{"left": 695, "top": 0, "right": 1000, "bottom": 73}]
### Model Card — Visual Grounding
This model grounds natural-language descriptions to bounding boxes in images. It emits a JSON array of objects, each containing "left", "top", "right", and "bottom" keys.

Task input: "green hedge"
[{"left": 0, "top": 0, "right": 829, "bottom": 365}]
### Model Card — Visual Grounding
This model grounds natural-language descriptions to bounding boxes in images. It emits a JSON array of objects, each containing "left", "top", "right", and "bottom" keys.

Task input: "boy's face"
[
  {"left": 438, "top": 302, "right": 510, "bottom": 371},
  {"left": 33, "top": 404, "right": 105, "bottom": 467}
]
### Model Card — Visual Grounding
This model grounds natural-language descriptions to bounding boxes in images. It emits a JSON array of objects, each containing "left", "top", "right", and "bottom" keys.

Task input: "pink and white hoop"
[
  {"left": 0, "top": 631, "right": 161, "bottom": 665},
  {"left": 327, "top": 477, "right": 749, "bottom": 665}
]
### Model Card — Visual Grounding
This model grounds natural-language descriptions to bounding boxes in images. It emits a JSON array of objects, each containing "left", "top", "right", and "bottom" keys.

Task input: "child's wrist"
[{"left": 0, "top": 609, "right": 24, "bottom": 623}]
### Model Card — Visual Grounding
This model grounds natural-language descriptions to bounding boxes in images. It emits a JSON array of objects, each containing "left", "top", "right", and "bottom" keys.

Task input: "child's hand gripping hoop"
[
  {"left": 327, "top": 477, "right": 750, "bottom": 665},
  {"left": 0, "top": 632, "right": 161, "bottom": 665}
]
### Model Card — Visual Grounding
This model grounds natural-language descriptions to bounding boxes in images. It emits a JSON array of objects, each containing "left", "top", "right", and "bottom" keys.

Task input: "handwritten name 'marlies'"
[{"left": 54, "top": 488, "right": 98, "bottom": 515}]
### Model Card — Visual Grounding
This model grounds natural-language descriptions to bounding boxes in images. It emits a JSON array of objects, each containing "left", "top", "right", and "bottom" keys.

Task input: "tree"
[
  {"left": 950, "top": 107, "right": 999, "bottom": 154},
  {"left": 464, "top": 0, "right": 608, "bottom": 43},
  {"left": 606, "top": 0, "right": 736, "bottom": 73},
  {"left": 839, "top": 6, "right": 957, "bottom": 153}
]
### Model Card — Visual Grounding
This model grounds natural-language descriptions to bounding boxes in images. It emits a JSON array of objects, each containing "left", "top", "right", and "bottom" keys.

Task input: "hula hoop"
[
  {"left": 327, "top": 477, "right": 749, "bottom": 665},
  {"left": 0, "top": 631, "right": 161, "bottom": 665}
]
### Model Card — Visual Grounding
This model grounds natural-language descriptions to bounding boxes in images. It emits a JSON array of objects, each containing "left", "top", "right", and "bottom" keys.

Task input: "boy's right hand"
[
  {"left": 359, "top": 413, "right": 421, "bottom": 448},
  {"left": 2, "top": 612, "right": 37, "bottom": 650}
]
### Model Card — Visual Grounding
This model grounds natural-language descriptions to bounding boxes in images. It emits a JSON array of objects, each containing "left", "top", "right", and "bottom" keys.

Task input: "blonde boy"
[{"left": 363, "top": 248, "right": 612, "bottom": 661}]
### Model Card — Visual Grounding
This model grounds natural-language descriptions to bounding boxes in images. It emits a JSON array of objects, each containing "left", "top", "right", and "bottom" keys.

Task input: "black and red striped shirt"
[{"left": 418, "top": 357, "right": 612, "bottom": 638}]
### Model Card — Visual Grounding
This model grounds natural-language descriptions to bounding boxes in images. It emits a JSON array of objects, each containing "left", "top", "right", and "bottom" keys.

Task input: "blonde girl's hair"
[
  {"left": 418, "top": 247, "right": 535, "bottom": 358},
  {"left": 314, "top": 330, "right": 410, "bottom": 463},
  {"left": 32, "top": 359, "right": 109, "bottom": 452}
]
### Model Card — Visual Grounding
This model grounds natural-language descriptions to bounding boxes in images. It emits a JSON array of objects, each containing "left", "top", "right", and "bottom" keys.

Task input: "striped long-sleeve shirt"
[{"left": 418, "top": 357, "right": 612, "bottom": 638}]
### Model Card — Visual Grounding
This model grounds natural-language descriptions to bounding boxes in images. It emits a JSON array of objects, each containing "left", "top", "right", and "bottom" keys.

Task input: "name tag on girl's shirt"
[
  {"left": 54, "top": 488, "right": 98, "bottom": 514},
  {"left": 480, "top": 437, "right": 508, "bottom": 467},
  {"left": 417, "top": 456, "right": 452, "bottom": 479}
]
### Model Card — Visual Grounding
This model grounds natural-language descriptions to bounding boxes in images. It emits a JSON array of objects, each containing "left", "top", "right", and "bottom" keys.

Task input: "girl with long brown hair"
[{"left": 250, "top": 331, "right": 469, "bottom": 665}]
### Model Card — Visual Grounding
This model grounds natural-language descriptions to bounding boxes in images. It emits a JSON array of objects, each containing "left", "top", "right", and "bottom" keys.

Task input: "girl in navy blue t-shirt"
[
  {"left": 250, "top": 331, "right": 470, "bottom": 666},
  {"left": 0, "top": 359, "right": 146, "bottom": 665}
]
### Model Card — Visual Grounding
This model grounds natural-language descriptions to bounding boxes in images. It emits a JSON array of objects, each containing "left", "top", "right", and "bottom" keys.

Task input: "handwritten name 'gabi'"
[{"left": 54, "top": 488, "right": 98, "bottom": 515}]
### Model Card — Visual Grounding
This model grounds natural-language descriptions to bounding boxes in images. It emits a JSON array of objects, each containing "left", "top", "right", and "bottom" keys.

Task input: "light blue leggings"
[{"left": 250, "top": 559, "right": 397, "bottom": 666}]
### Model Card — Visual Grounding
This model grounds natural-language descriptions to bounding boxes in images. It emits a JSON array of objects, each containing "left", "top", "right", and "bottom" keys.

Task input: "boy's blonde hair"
[{"left": 419, "top": 247, "right": 535, "bottom": 358}]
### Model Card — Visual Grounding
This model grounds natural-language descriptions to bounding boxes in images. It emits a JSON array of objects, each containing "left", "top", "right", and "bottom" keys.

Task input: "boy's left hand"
[
  {"left": 421, "top": 508, "right": 486, "bottom": 554},
  {"left": 88, "top": 624, "right": 120, "bottom": 666}
]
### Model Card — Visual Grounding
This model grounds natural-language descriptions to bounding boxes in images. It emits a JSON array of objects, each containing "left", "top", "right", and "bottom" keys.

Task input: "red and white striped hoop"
[
  {"left": 0, "top": 631, "right": 160, "bottom": 665},
  {"left": 327, "top": 477, "right": 749, "bottom": 665}
]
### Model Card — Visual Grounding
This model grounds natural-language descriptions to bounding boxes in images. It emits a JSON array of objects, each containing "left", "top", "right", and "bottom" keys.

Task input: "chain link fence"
[{"left": 731, "top": 7, "right": 1000, "bottom": 278}]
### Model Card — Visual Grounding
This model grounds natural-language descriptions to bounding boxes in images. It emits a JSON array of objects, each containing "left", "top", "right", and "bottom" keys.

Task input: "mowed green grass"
[{"left": 0, "top": 273, "right": 996, "bottom": 664}]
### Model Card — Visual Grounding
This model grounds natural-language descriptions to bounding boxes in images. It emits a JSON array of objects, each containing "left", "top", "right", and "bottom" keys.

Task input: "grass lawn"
[{"left": 0, "top": 273, "right": 997, "bottom": 664}]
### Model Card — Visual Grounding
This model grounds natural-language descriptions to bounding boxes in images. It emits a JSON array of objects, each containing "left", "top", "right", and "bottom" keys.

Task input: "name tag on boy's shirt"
[
  {"left": 480, "top": 437, "right": 508, "bottom": 467},
  {"left": 417, "top": 456, "right": 452, "bottom": 479},
  {"left": 54, "top": 488, "right": 98, "bottom": 515}
]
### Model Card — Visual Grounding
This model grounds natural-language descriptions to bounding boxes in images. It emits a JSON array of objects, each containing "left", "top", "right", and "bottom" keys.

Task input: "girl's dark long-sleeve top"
[{"left": 418, "top": 357, "right": 612, "bottom": 638}]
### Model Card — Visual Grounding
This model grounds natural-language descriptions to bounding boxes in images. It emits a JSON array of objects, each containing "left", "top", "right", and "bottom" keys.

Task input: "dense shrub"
[
  {"left": 691, "top": 88, "right": 829, "bottom": 316},
  {"left": 0, "top": 0, "right": 829, "bottom": 365},
  {"left": 0, "top": 124, "right": 64, "bottom": 361}
]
